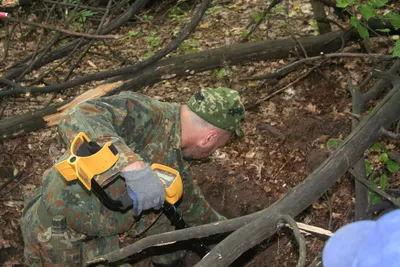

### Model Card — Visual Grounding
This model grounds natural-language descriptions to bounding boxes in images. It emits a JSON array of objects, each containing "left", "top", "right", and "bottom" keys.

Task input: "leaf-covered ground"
[{"left": 0, "top": 0, "right": 399, "bottom": 266}]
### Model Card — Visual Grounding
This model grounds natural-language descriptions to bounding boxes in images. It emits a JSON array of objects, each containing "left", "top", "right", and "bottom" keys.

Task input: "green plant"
[
  {"left": 144, "top": 31, "right": 160, "bottom": 47},
  {"left": 143, "top": 51, "right": 155, "bottom": 59},
  {"left": 207, "top": 7, "right": 216, "bottom": 14},
  {"left": 326, "top": 138, "right": 343, "bottom": 149},
  {"left": 77, "top": 9, "right": 96, "bottom": 23},
  {"left": 251, "top": 12, "right": 263, "bottom": 24},
  {"left": 169, "top": 7, "right": 185, "bottom": 22},
  {"left": 123, "top": 30, "right": 140, "bottom": 39},
  {"left": 142, "top": 15, "right": 153, "bottom": 22},
  {"left": 335, "top": 0, "right": 400, "bottom": 56},
  {"left": 179, "top": 40, "right": 200, "bottom": 54},
  {"left": 216, "top": 68, "right": 227, "bottom": 79}
]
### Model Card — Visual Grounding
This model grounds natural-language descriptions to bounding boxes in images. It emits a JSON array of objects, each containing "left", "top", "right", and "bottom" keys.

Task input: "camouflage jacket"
[{"left": 41, "top": 91, "right": 225, "bottom": 237}]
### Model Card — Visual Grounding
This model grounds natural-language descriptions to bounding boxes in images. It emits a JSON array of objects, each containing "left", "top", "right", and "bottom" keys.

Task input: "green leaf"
[
  {"left": 372, "top": 194, "right": 381, "bottom": 204},
  {"left": 378, "top": 152, "right": 389, "bottom": 163},
  {"left": 365, "top": 161, "right": 372, "bottom": 176},
  {"left": 350, "top": 17, "right": 369, "bottom": 39},
  {"left": 327, "top": 139, "right": 341, "bottom": 149},
  {"left": 387, "top": 13, "right": 400, "bottom": 30},
  {"left": 336, "top": 0, "right": 350, "bottom": 8},
  {"left": 387, "top": 160, "right": 400, "bottom": 173},
  {"left": 217, "top": 68, "right": 226, "bottom": 79},
  {"left": 376, "top": 28, "right": 391, "bottom": 33},
  {"left": 241, "top": 30, "right": 249, "bottom": 38},
  {"left": 394, "top": 40, "right": 400, "bottom": 57},
  {"left": 368, "top": 0, "right": 388, "bottom": 8},
  {"left": 185, "top": 48, "right": 199, "bottom": 54},
  {"left": 124, "top": 31, "right": 140, "bottom": 38},
  {"left": 380, "top": 174, "right": 388, "bottom": 191},
  {"left": 359, "top": 5, "right": 375, "bottom": 21},
  {"left": 371, "top": 142, "right": 381, "bottom": 151},
  {"left": 180, "top": 40, "right": 200, "bottom": 48},
  {"left": 251, "top": 12, "right": 263, "bottom": 24}
]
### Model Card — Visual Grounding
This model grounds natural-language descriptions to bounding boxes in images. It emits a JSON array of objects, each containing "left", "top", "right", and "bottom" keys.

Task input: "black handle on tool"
[{"left": 163, "top": 202, "right": 210, "bottom": 257}]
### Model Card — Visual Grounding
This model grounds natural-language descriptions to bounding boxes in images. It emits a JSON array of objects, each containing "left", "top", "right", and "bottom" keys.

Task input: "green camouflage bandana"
[{"left": 187, "top": 87, "right": 245, "bottom": 138}]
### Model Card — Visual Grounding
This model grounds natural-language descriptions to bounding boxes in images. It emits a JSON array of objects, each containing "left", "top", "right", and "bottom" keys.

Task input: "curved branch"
[
  {"left": 278, "top": 215, "right": 306, "bottom": 267},
  {"left": 84, "top": 210, "right": 263, "bottom": 266}
]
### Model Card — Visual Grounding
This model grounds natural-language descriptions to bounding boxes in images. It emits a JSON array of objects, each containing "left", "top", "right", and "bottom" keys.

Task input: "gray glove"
[{"left": 120, "top": 164, "right": 166, "bottom": 216}]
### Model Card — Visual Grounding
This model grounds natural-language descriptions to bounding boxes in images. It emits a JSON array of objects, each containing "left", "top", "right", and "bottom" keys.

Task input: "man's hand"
[{"left": 120, "top": 162, "right": 166, "bottom": 216}]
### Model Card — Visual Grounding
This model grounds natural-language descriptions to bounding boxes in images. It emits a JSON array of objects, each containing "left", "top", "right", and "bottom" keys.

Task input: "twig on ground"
[
  {"left": 379, "top": 127, "right": 400, "bottom": 140},
  {"left": 278, "top": 215, "right": 306, "bottom": 267}
]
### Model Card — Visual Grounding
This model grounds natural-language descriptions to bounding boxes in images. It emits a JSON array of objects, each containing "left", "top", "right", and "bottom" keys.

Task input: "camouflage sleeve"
[
  {"left": 58, "top": 97, "right": 143, "bottom": 171},
  {"left": 178, "top": 166, "right": 226, "bottom": 226}
]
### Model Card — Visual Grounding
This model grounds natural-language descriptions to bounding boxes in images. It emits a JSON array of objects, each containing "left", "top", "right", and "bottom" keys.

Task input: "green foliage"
[
  {"left": 179, "top": 40, "right": 200, "bottom": 54},
  {"left": 169, "top": 7, "right": 185, "bottom": 22},
  {"left": 207, "top": 7, "right": 216, "bottom": 14},
  {"left": 251, "top": 12, "right": 263, "bottom": 24},
  {"left": 394, "top": 40, "right": 400, "bottom": 57},
  {"left": 359, "top": 5, "right": 375, "bottom": 21},
  {"left": 142, "top": 15, "right": 153, "bottom": 22},
  {"left": 144, "top": 31, "right": 160, "bottom": 47},
  {"left": 271, "top": 4, "right": 285, "bottom": 14},
  {"left": 123, "top": 30, "right": 140, "bottom": 39},
  {"left": 326, "top": 138, "right": 343, "bottom": 149},
  {"left": 217, "top": 68, "right": 227, "bottom": 79},
  {"left": 77, "top": 10, "right": 96, "bottom": 23},
  {"left": 365, "top": 160, "right": 372, "bottom": 176},
  {"left": 336, "top": 0, "right": 399, "bottom": 55},
  {"left": 350, "top": 17, "right": 369, "bottom": 39}
]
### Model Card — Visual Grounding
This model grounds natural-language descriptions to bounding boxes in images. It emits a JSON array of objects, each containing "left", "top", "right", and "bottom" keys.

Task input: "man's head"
[{"left": 180, "top": 87, "right": 245, "bottom": 159}]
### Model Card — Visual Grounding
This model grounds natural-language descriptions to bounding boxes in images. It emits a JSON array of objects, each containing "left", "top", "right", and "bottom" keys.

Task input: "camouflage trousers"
[{"left": 21, "top": 192, "right": 185, "bottom": 266}]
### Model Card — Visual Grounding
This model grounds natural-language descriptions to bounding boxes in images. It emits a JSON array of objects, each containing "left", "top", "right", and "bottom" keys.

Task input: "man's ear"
[{"left": 201, "top": 130, "right": 219, "bottom": 146}]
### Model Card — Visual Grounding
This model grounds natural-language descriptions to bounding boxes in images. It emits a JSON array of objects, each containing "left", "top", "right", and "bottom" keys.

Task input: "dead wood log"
[
  {"left": 196, "top": 70, "right": 400, "bottom": 266},
  {"left": 85, "top": 71, "right": 400, "bottom": 266}
]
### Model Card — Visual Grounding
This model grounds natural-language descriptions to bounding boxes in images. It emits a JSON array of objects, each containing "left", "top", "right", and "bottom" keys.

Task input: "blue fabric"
[
  {"left": 323, "top": 210, "right": 400, "bottom": 267},
  {"left": 127, "top": 186, "right": 139, "bottom": 216}
]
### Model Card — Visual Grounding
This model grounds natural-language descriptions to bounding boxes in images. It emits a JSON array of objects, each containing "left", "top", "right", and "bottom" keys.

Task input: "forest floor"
[{"left": 0, "top": 0, "right": 399, "bottom": 266}]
